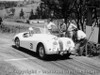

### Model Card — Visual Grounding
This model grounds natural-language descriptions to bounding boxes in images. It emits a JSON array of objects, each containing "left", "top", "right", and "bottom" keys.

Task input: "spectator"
[
  {"left": 47, "top": 19, "right": 56, "bottom": 33},
  {"left": 73, "top": 28, "right": 87, "bottom": 56},
  {"left": 19, "top": 9, "right": 24, "bottom": 19},
  {"left": 67, "top": 20, "right": 77, "bottom": 39},
  {"left": 59, "top": 19, "right": 67, "bottom": 37},
  {"left": 67, "top": 20, "right": 87, "bottom": 56}
]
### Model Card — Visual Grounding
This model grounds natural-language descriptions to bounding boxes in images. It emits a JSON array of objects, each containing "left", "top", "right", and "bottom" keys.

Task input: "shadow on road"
[
  {"left": 12, "top": 45, "right": 39, "bottom": 57},
  {"left": 12, "top": 45, "right": 72, "bottom": 61}
]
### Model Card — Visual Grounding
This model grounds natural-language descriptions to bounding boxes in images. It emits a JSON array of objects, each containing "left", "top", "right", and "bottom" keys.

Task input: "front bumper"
[
  {"left": 58, "top": 50, "right": 73, "bottom": 55},
  {"left": 46, "top": 48, "right": 74, "bottom": 55}
]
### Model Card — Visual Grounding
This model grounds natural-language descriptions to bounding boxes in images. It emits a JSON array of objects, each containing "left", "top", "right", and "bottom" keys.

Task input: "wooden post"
[
  {"left": 98, "top": 23, "right": 100, "bottom": 44},
  {"left": 85, "top": 43, "right": 87, "bottom": 56}
]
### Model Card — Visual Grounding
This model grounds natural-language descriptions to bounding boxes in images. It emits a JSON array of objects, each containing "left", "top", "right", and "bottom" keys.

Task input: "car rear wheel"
[
  {"left": 15, "top": 38, "right": 20, "bottom": 49},
  {"left": 38, "top": 44, "right": 46, "bottom": 59}
]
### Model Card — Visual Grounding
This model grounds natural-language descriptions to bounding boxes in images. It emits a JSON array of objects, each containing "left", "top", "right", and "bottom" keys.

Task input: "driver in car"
[{"left": 29, "top": 27, "right": 34, "bottom": 36}]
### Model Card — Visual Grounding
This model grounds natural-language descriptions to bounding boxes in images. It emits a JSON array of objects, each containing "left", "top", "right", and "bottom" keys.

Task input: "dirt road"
[{"left": 0, "top": 33, "right": 100, "bottom": 75}]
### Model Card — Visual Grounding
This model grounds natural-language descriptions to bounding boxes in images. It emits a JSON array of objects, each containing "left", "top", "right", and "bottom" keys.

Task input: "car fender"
[{"left": 58, "top": 37, "right": 75, "bottom": 51}]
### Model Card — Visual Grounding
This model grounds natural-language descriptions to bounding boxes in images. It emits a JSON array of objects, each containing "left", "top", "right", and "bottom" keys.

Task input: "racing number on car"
[{"left": 30, "top": 43, "right": 33, "bottom": 49}]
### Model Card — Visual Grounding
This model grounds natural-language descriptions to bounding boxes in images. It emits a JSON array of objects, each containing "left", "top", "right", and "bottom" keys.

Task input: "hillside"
[{"left": 0, "top": 0, "right": 41, "bottom": 19}]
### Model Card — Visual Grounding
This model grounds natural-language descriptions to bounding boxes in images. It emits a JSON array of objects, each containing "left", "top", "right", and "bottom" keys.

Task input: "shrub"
[{"left": 0, "top": 24, "right": 28, "bottom": 34}]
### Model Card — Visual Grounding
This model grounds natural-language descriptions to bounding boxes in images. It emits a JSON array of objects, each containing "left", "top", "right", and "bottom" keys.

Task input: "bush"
[{"left": 0, "top": 24, "right": 28, "bottom": 34}]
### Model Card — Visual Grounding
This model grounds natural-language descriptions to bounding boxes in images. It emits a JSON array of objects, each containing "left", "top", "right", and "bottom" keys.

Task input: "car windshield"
[{"left": 31, "top": 27, "right": 50, "bottom": 34}]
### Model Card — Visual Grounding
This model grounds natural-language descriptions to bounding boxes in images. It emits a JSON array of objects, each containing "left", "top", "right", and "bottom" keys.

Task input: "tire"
[
  {"left": 15, "top": 38, "right": 20, "bottom": 49},
  {"left": 59, "top": 53, "right": 71, "bottom": 59},
  {"left": 38, "top": 44, "right": 46, "bottom": 59}
]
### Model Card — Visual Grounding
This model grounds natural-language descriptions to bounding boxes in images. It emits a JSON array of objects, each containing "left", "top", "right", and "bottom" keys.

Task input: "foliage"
[
  {"left": 0, "top": 23, "right": 28, "bottom": 34},
  {"left": 36, "top": 0, "right": 85, "bottom": 30},
  {"left": 36, "top": 0, "right": 75, "bottom": 19},
  {"left": 19, "top": 9, "right": 24, "bottom": 19},
  {"left": 0, "top": 1, "right": 17, "bottom": 9},
  {"left": 36, "top": 3, "right": 50, "bottom": 19},
  {"left": 5, "top": 8, "right": 15, "bottom": 18},
  {"left": 36, "top": 0, "right": 99, "bottom": 31}
]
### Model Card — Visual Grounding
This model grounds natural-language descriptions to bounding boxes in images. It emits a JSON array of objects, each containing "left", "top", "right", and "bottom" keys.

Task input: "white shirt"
[
  {"left": 47, "top": 22, "right": 56, "bottom": 30},
  {"left": 68, "top": 23, "right": 77, "bottom": 31},
  {"left": 77, "top": 30, "right": 86, "bottom": 40}
]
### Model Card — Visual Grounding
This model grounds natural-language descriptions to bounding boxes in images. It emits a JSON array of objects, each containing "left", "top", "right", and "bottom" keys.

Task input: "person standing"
[
  {"left": 59, "top": 19, "right": 67, "bottom": 37},
  {"left": 47, "top": 19, "right": 56, "bottom": 33},
  {"left": 73, "top": 28, "right": 87, "bottom": 56},
  {"left": 67, "top": 21, "right": 77, "bottom": 39}
]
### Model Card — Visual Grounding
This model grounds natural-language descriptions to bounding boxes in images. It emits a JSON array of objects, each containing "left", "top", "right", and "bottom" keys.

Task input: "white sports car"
[{"left": 13, "top": 27, "right": 75, "bottom": 59}]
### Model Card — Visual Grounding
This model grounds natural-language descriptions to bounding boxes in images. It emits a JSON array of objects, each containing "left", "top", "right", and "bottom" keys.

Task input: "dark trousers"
[{"left": 75, "top": 39, "right": 87, "bottom": 56}]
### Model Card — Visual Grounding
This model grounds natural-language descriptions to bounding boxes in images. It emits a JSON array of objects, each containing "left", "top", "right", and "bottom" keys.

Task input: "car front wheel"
[
  {"left": 38, "top": 44, "right": 46, "bottom": 59},
  {"left": 15, "top": 38, "right": 20, "bottom": 49},
  {"left": 62, "top": 53, "right": 71, "bottom": 59}
]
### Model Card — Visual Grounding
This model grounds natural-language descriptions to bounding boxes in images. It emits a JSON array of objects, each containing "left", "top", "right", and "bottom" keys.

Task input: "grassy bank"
[{"left": 0, "top": 23, "right": 28, "bottom": 34}]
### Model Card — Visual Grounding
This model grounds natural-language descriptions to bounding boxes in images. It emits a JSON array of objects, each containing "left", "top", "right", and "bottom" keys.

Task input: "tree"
[
  {"left": 19, "top": 9, "right": 24, "bottom": 19},
  {"left": 39, "top": 0, "right": 75, "bottom": 21},
  {"left": 73, "top": 0, "right": 87, "bottom": 31},
  {"left": 86, "top": 0, "right": 99, "bottom": 27},
  {"left": 37, "top": 0, "right": 99, "bottom": 31},
  {"left": 39, "top": 0, "right": 85, "bottom": 30}
]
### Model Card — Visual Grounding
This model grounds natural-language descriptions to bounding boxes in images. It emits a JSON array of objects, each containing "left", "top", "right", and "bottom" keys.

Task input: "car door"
[
  {"left": 21, "top": 33, "right": 38, "bottom": 52},
  {"left": 28, "top": 35, "right": 38, "bottom": 52},
  {"left": 20, "top": 33, "right": 34, "bottom": 50}
]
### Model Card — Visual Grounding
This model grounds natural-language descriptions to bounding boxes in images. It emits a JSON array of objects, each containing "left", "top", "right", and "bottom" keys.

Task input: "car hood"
[{"left": 31, "top": 34, "right": 57, "bottom": 41}]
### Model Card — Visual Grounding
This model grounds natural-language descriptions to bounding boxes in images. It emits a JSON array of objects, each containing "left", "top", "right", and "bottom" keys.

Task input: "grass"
[{"left": 0, "top": 23, "right": 28, "bottom": 34}]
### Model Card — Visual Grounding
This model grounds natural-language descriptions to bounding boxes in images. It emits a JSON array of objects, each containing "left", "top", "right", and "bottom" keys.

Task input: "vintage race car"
[{"left": 13, "top": 27, "right": 75, "bottom": 59}]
